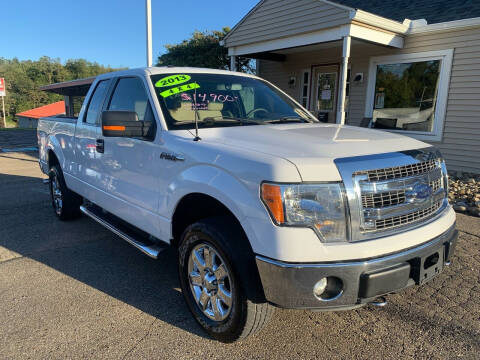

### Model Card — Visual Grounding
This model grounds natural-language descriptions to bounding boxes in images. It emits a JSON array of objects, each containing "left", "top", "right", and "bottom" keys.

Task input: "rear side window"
[
  {"left": 85, "top": 80, "right": 110, "bottom": 124},
  {"left": 108, "top": 77, "right": 150, "bottom": 121}
]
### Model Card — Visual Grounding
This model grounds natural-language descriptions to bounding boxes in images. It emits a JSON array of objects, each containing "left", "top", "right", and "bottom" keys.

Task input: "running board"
[{"left": 80, "top": 205, "right": 167, "bottom": 259}]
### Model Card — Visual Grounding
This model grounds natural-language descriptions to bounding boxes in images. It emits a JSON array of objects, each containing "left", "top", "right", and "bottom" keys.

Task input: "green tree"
[
  {"left": 0, "top": 57, "right": 121, "bottom": 127},
  {"left": 156, "top": 28, "right": 253, "bottom": 73}
]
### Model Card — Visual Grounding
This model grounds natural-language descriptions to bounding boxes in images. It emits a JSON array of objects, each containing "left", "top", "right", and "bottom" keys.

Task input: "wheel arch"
[
  {"left": 171, "top": 192, "right": 243, "bottom": 248},
  {"left": 172, "top": 192, "right": 266, "bottom": 303},
  {"left": 45, "top": 135, "right": 64, "bottom": 170},
  {"left": 47, "top": 149, "right": 59, "bottom": 169}
]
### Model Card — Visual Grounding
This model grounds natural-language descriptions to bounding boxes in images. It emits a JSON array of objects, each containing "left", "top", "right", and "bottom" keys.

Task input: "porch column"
[
  {"left": 64, "top": 95, "right": 74, "bottom": 117},
  {"left": 337, "top": 35, "right": 351, "bottom": 125},
  {"left": 230, "top": 56, "right": 237, "bottom": 71}
]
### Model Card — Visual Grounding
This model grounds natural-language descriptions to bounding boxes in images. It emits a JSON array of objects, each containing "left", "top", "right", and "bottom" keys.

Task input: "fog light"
[
  {"left": 313, "top": 276, "right": 344, "bottom": 301},
  {"left": 313, "top": 278, "right": 328, "bottom": 297}
]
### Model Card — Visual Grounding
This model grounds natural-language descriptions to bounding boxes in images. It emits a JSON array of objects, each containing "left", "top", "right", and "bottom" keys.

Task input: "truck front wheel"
[
  {"left": 48, "top": 164, "right": 82, "bottom": 220},
  {"left": 178, "top": 217, "right": 274, "bottom": 342}
]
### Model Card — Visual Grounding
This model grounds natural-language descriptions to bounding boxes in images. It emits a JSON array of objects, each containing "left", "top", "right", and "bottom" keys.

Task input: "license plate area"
[{"left": 410, "top": 246, "right": 445, "bottom": 285}]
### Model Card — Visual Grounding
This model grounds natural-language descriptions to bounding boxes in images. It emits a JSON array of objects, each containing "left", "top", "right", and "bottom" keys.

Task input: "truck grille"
[
  {"left": 361, "top": 178, "right": 442, "bottom": 209},
  {"left": 374, "top": 200, "right": 443, "bottom": 231},
  {"left": 362, "top": 159, "right": 438, "bottom": 182},
  {"left": 354, "top": 158, "right": 447, "bottom": 235}
]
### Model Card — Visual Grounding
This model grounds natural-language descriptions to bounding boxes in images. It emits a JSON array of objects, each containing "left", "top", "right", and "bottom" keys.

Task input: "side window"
[
  {"left": 85, "top": 80, "right": 110, "bottom": 125},
  {"left": 108, "top": 77, "right": 150, "bottom": 121}
]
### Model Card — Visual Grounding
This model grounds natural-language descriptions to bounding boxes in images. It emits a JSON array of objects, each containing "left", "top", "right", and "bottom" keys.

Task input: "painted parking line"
[{"left": 1, "top": 146, "right": 38, "bottom": 153}]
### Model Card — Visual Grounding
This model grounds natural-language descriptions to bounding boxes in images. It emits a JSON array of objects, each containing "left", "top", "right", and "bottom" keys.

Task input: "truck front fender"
[{"left": 164, "top": 164, "right": 267, "bottom": 254}]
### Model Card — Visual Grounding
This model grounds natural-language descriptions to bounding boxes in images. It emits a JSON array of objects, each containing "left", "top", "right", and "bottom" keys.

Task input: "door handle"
[{"left": 96, "top": 139, "right": 104, "bottom": 153}]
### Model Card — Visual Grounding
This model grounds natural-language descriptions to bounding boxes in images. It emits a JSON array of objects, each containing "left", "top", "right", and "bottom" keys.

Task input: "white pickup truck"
[{"left": 38, "top": 67, "right": 457, "bottom": 342}]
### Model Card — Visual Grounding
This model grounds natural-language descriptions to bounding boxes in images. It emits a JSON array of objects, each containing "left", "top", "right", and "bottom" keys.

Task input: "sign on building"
[{"left": 0, "top": 78, "right": 5, "bottom": 97}]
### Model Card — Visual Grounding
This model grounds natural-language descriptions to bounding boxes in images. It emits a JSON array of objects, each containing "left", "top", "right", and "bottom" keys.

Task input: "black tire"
[
  {"left": 48, "top": 164, "right": 82, "bottom": 220},
  {"left": 178, "top": 217, "right": 274, "bottom": 343}
]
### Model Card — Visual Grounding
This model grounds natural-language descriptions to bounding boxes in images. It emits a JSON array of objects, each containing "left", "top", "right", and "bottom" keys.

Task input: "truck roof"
[
  {"left": 95, "top": 66, "right": 259, "bottom": 80},
  {"left": 40, "top": 67, "right": 258, "bottom": 97}
]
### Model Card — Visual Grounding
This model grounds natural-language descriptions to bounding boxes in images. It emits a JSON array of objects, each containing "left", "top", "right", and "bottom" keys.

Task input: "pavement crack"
[
  {"left": 459, "top": 230, "right": 480, "bottom": 239},
  {"left": 121, "top": 318, "right": 157, "bottom": 360},
  {"left": 0, "top": 255, "right": 25, "bottom": 265}
]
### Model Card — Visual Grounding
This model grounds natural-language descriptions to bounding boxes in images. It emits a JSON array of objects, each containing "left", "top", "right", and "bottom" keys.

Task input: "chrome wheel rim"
[
  {"left": 51, "top": 174, "right": 63, "bottom": 215},
  {"left": 187, "top": 243, "right": 233, "bottom": 321}
]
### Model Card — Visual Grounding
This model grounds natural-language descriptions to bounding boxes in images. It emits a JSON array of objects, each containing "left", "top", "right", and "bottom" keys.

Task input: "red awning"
[{"left": 16, "top": 101, "right": 65, "bottom": 119}]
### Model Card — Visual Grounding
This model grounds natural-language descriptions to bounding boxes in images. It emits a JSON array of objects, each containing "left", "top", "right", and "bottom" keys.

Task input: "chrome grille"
[
  {"left": 361, "top": 178, "right": 442, "bottom": 209},
  {"left": 358, "top": 159, "right": 438, "bottom": 182},
  {"left": 362, "top": 190, "right": 406, "bottom": 208},
  {"left": 335, "top": 148, "right": 449, "bottom": 242},
  {"left": 355, "top": 158, "right": 447, "bottom": 235},
  {"left": 374, "top": 201, "right": 442, "bottom": 231}
]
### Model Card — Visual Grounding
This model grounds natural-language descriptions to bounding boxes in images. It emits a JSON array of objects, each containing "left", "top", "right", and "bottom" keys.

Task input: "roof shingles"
[{"left": 332, "top": 0, "right": 480, "bottom": 24}]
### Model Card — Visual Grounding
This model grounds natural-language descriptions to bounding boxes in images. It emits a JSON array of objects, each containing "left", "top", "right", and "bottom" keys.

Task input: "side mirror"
[{"left": 101, "top": 111, "right": 153, "bottom": 138}]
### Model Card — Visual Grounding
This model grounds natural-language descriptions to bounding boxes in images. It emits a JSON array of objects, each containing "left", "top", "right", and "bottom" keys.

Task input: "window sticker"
[
  {"left": 160, "top": 83, "right": 200, "bottom": 98},
  {"left": 181, "top": 92, "right": 239, "bottom": 103},
  {"left": 155, "top": 74, "right": 191, "bottom": 88}
]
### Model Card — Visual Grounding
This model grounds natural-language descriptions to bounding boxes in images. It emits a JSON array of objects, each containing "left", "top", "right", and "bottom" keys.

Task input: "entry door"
[{"left": 312, "top": 65, "right": 339, "bottom": 123}]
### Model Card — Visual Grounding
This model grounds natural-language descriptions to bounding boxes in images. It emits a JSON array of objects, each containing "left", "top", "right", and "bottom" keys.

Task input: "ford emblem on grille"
[{"left": 406, "top": 183, "right": 433, "bottom": 203}]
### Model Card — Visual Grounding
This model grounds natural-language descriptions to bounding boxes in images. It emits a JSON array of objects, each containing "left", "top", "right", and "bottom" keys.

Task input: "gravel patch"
[{"left": 448, "top": 171, "right": 480, "bottom": 217}]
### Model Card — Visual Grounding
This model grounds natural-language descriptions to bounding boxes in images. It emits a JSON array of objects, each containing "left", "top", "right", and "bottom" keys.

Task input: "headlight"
[{"left": 261, "top": 183, "right": 348, "bottom": 242}]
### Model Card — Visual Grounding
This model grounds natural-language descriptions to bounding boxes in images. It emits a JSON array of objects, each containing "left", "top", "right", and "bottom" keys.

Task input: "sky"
[{"left": 1, "top": 0, "right": 259, "bottom": 68}]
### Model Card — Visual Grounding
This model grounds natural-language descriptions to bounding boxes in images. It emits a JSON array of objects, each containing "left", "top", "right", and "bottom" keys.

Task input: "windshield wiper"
[
  {"left": 203, "top": 116, "right": 264, "bottom": 125},
  {"left": 264, "top": 116, "right": 311, "bottom": 124}
]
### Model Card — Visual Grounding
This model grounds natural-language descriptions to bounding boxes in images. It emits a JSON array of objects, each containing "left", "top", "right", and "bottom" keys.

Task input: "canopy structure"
[
  {"left": 40, "top": 77, "right": 96, "bottom": 117},
  {"left": 223, "top": 0, "right": 412, "bottom": 124}
]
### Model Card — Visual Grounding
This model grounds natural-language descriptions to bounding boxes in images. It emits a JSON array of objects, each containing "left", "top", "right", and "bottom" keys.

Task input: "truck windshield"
[{"left": 150, "top": 73, "right": 316, "bottom": 130}]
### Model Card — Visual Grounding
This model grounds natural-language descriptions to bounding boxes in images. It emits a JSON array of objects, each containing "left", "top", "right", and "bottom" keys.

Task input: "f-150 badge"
[{"left": 160, "top": 152, "right": 185, "bottom": 162}]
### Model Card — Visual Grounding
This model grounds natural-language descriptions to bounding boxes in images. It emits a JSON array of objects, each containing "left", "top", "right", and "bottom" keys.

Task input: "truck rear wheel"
[
  {"left": 48, "top": 164, "right": 82, "bottom": 220},
  {"left": 178, "top": 217, "right": 274, "bottom": 342}
]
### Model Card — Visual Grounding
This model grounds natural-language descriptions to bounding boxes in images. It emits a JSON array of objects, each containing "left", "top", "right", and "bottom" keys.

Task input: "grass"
[
  {"left": 0, "top": 117, "right": 34, "bottom": 130},
  {"left": 6, "top": 117, "right": 16, "bottom": 127}
]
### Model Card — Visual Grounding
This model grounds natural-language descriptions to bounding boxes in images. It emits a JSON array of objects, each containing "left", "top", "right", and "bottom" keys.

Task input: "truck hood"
[{"left": 197, "top": 123, "right": 429, "bottom": 181}]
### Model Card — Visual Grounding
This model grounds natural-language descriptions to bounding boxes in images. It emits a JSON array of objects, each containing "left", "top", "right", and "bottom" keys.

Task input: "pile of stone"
[{"left": 448, "top": 171, "right": 480, "bottom": 217}]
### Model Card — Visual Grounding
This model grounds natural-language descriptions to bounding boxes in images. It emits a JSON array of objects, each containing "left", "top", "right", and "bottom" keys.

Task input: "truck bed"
[{"left": 37, "top": 116, "right": 78, "bottom": 174}]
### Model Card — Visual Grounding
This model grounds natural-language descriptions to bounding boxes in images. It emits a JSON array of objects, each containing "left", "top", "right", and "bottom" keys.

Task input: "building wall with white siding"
[{"left": 258, "top": 25, "right": 480, "bottom": 173}]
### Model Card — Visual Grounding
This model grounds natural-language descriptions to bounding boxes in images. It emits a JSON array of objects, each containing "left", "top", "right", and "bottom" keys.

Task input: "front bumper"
[{"left": 256, "top": 224, "right": 458, "bottom": 310}]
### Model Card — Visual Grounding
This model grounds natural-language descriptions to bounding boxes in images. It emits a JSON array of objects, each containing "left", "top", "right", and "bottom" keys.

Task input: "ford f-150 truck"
[{"left": 38, "top": 67, "right": 457, "bottom": 342}]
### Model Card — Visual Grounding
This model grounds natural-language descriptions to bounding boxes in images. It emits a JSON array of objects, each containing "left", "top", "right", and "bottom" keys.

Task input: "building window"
[
  {"left": 300, "top": 69, "right": 311, "bottom": 108},
  {"left": 365, "top": 49, "right": 453, "bottom": 141}
]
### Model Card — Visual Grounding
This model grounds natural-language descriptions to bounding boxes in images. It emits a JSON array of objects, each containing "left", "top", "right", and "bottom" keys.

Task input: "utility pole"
[{"left": 146, "top": 0, "right": 153, "bottom": 67}]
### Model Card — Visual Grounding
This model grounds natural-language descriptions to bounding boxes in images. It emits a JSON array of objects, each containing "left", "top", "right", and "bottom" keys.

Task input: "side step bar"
[{"left": 80, "top": 205, "right": 167, "bottom": 259}]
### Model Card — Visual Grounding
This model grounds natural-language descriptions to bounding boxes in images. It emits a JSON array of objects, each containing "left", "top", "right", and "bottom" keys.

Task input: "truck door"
[
  {"left": 73, "top": 79, "right": 111, "bottom": 203},
  {"left": 97, "top": 76, "right": 161, "bottom": 236}
]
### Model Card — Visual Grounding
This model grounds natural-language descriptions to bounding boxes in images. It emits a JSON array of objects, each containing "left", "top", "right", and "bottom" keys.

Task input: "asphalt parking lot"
[{"left": 1, "top": 130, "right": 479, "bottom": 359}]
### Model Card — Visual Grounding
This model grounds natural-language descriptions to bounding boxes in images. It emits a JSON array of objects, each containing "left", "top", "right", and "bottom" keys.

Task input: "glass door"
[{"left": 312, "top": 65, "right": 339, "bottom": 123}]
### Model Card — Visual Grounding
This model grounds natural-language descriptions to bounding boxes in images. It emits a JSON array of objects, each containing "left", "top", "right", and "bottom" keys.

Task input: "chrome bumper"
[{"left": 255, "top": 224, "right": 458, "bottom": 310}]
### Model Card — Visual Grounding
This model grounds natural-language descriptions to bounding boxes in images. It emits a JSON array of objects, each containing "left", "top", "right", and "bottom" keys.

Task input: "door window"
[
  {"left": 108, "top": 77, "right": 151, "bottom": 121},
  {"left": 85, "top": 80, "right": 110, "bottom": 124},
  {"left": 316, "top": 72, "right": 337, "bottom": 111}
]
